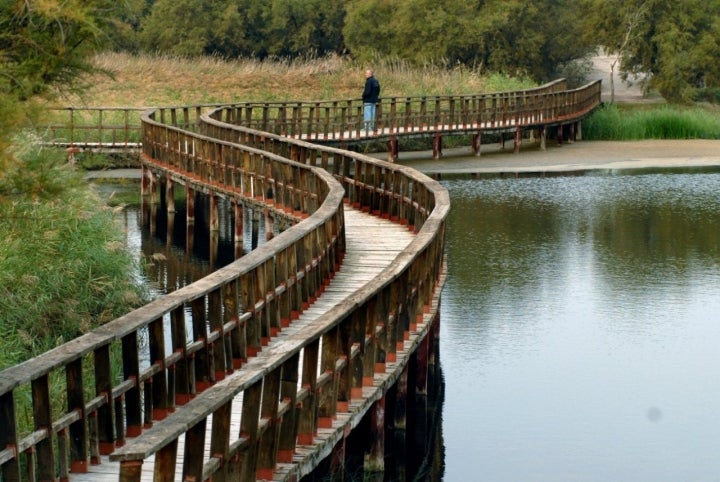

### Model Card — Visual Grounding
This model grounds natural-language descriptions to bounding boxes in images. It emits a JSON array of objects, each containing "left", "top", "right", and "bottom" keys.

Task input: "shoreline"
[
  {"left": 85, "top": 139, "right": 720, "bottom": 179},
  {"left": 393, "top": 139, "right": 720, "bottom": 176}
]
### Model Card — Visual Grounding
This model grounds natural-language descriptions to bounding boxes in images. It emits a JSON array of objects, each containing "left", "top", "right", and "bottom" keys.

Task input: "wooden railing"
[
  {"left": 1, "top": 80, "right": 602, "bottom": 481},
  {"left": 106, "top": 107, "right": 449, "bottom": 482},
  {"left": 207, "top": 79, "right": 596, "bottom": 141},
  {"left": 39, "top": 79, "right": 601, "bottom": 151},
  {"left": 0, "top": 109, "right": 348, "bottom": 481}
]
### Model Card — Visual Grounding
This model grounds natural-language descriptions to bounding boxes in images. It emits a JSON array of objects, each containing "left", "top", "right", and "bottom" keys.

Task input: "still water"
[
  {"left": 102, "top": 169, "right": 720, "bottom": 481},
  {"left": 440, "top": 171, "right": 720, "bottom": 481}
]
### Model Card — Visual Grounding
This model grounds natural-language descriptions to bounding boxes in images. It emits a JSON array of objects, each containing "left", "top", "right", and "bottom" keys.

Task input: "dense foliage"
[
  {"left": 0, "top": 0, "right": 134, "bottom": 170},
  {"left": 90, "top": 0, "right": 719, "bottom": 104},
  {"left": 0, "top": 142, "right": 147, "bottom": 368},
  {"left": 582, "top": 0, "right": 720, "bottom": 103},
  {"left": 0, "top": 1, "right": 145, "bottom": 366}
]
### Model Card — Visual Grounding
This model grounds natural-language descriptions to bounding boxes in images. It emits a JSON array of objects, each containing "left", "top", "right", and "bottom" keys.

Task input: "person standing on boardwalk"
[{"left": 362, "top": 69, "right": 380, "bottom": 132}]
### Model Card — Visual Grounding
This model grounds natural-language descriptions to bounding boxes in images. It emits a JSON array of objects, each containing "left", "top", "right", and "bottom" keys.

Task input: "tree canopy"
[
  {"left": 582, "top": 0, "right": 720, "bottom": 102},
  {"left": 0, "top": 0, "right": 131, "bottom": 170},
  {"left": 3, "top": 0, "right": 720, "bottom": 114}
]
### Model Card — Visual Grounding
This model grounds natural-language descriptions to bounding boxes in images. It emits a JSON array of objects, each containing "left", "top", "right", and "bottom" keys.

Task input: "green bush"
[
  {"left": 0, "top": 141, "right": 147, "bottom": 368},
  {"left": 582, "top": 103, "right": 720, "bottom": 140}
]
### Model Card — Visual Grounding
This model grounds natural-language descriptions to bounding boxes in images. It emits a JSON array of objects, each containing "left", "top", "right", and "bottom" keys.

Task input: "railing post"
[
  {"left": 67, "top": 358, "right": 89, "bottom": 473},
  {"left": 31, "top": 375, "right": 57, "bottom": 480},
  {"left": 94, "top": 345, "right": 117, "bottom": 455}
]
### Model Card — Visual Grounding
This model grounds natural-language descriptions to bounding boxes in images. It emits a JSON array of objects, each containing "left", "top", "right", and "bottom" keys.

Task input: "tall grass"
[
  {"left": 60, "top": 52, "right": 536, "bottom": 107},
  {"left": 582, "top": 103, "right": 720, "bottom": 140},
  {"left": 0, "top": 138, "right": 148, "bottom": 368}
]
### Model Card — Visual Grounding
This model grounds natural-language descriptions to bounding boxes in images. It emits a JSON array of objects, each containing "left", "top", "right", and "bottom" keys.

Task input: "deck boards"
[{"left": 73, "top": 205, "right": 415, "bottom": 482}]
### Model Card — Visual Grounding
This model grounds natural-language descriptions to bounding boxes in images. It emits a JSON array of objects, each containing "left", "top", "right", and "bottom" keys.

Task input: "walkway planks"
[{"left": 72, "top": 204, "right": 415, "bottom": 482}]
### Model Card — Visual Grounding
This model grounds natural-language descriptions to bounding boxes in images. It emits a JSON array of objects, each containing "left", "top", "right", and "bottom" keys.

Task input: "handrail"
[
  {"left": 206, "top": 79, "right": 594, "bottom": 142},
  {"left": 38, "top": 79, "right": 601, "bottom": 149},
  {"left": 106, "top": 106, "right": 450, "bottom": 482},
  {"left": 1, "top": 79, "right": 601, "bottom": 482},
  {"left": 0, "top": 107, "right": 347, "bottom": 481}
]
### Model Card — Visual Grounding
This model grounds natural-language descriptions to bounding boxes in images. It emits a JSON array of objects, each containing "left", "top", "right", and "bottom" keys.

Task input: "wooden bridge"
[{"left": 2, "top": 80, "right": 601, "bottom": 482}]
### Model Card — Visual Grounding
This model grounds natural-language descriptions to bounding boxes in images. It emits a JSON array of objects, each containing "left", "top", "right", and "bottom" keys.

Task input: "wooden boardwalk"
[{"left": 73, "top": 205, "right": 416, "bottom": 482}]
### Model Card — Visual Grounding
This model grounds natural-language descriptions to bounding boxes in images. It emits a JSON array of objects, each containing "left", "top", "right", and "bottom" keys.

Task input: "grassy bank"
[
  {"left": 61, "top": 52, "right": 535, "bottom": 106},
  {"left": 583, "top": 103, "right": 720, "bottom": 140},
  {"left": 0, "top": 139, "right": 147, "bottom": 369}
]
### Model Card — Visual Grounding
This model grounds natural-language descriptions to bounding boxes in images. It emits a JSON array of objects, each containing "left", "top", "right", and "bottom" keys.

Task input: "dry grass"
[{"left": 57, "top": 52, "right": 535, "bottom": 107}]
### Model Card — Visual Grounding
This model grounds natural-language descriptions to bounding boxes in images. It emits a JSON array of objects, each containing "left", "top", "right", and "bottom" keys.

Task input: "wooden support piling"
[{"left": 432, "top": 133, "right": 442, "bottom": 159}]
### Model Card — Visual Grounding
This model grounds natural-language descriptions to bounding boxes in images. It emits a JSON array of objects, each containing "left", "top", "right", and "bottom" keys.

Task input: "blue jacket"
[{"left": 363, "top": 76, "right": 380, "bottom": 104}]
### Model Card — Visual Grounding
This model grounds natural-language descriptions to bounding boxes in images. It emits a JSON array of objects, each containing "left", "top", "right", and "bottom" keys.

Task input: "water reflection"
[{"left": 441, "top": 172, "right": 720, "bottom": 481}]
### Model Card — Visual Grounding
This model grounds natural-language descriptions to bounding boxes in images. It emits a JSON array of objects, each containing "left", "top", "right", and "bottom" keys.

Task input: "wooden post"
[
  {"left": 186, "top": 185, "right": 195, "bottom": 224},
  {"left": 165, "top": 176, "right": 175, "bottom": 213},
  {"left": 432, "top": 133, "right": 442, "bottom": 159},
  {"left": 94, "top": 345, "right": 116, "bottom": 456},
  {"left": 210, "top": 194, "right": 219, "bottom": 232},
  {"left": 256, "top": 368, "right": 281, "bottom": 480},
  {"left": 182, "top": 419, "right": 207, "bottom": 482},
  {"left": 31, "top": 375, "right": 56, "bottom": 480},
  {"left": 364, "top": 396, "right": 386, "bottom": 473},
  {"left": 118, "top": 460, "right": 143, "bottom": 482},
  {"left": 472, "top": 131, "right": 482, "bottom": 156},
  {"left": 234, "top": 201, "right": 244, "bottom": 247},
  {"left": 154, "top": 439, "right": 178, "bottom": 482},
  {"left": 513, "top": 126, "right": 522, "bottom": 154},
  {"left": 387, "top": 136, "right": 399, "bottom": 162},
  {"left": 67, "top": 359, "right": 89, "bottom": 473},
  {"left": 277, "top": 353, "right": 300, "bottom": 463}
]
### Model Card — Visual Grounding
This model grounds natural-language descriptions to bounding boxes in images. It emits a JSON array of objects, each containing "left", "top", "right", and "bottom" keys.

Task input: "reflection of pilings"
[
  {"left": 210, "top": 195, "right": 219, "bottom": 232},
  {"left": 166, "top": 178, "right": 175, "bottom": 213},
  {"left": 166, "top": 212, "right": 174, "bottom": 249},
  {"left": 365, "top": 396, "right": 386, "bottom": 472},
  {"left": 251, "top": 209, "right": 260, "bottom": 250},
  {"left": 186, "top": 186, "right": 195, "bottom": 256},
  {"left": 392, "top": 364, "right": 409, "bottom": 481},
  {"left": 209, "top": 230, "right": 219, "bottom": 270},
  {"left": 234, "top": 202, "right": 243, "bottom": 259},
  {"left": 265, "top": 210, "right": 275, "bottom": 241}
]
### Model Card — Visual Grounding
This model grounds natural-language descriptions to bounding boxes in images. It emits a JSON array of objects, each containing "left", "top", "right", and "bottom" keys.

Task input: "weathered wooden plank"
[{"left": 75, "top": 206, "right": 414, "bottom": 482}]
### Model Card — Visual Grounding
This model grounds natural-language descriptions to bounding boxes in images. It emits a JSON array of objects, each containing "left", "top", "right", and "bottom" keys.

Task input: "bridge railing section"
[
  {"left": 40, "top": 106, "right": 148, "bottom": 149},
  {"left": 39, "top": 104, "right": 224, "bottom": 150},
  {"left": 38, "top": 79, "right": 601, "bottom": 151},
  {"left": 106, "top": 109, "right": 450, "bottom": 481},
  {"left": 210, "top": 79, "right": 601, "bottom": 141},
  {"left": 0, "top": 109, "right": 346, "bottom": 482}
]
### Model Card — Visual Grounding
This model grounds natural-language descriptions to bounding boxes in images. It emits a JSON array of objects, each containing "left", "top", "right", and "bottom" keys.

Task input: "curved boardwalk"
[
  {"left": 75, "top": 207, "right": 416, "bottom": 482},
  {"left": 1, "top": 80, "right": 599, "bottom": 482}
]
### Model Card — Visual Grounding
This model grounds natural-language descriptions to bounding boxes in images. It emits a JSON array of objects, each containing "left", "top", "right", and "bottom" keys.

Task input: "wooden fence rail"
[
  {"left": 2, "top": 79, "right": 602, "bottom": 481},
  {"left": 39, "top": 79, "right": 601, "bottom": 153},
  {"left": 0, "top": 110, "right": 347, "bottom": 482}
]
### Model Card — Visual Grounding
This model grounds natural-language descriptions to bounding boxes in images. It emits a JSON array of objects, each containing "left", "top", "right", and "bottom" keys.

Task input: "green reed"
[
  {"left": 0, "top": 140, "right": 148, "bottom": 368},
  {"left": 582, "top": 103, "right": 720, "bottom": 140}
]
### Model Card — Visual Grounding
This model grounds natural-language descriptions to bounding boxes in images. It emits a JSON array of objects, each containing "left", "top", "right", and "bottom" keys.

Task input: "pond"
[
  {"left": 440, "top": 171, "right": 720, "bottom": 481},
  {"left": 97, "top": 168, "right": 720, "bottom": 481}
]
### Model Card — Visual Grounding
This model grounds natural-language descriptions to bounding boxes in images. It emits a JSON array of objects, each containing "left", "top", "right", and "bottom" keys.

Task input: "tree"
[
  {"left": 265, "top": 0, "right": 345, "bottom": 57},
  {"left": 344, "top": 0, "right": 593, "bottom": 82},
  {"left": 138, "top": 0, "right": 218, "bottom": 56},
  {"left": 0, "top": 0, "right": 117, "bottom": 171},
  {"left": 583, "top": 0, "right": 720, "bottom": 103}
]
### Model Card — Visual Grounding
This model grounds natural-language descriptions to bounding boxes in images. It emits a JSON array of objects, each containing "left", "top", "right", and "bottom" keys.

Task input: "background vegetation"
[
  {"left": 80, "top": 0, "right": 720, "bottom": 103},
  {"left": 0, "top": 0, "right": 151, "bottom": 368},
  {"left": 2, "top": 0, "right": 720, "bottom": 368},
  {"left": 0, "top": 140, "right": 147, "bottom": 369}
]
